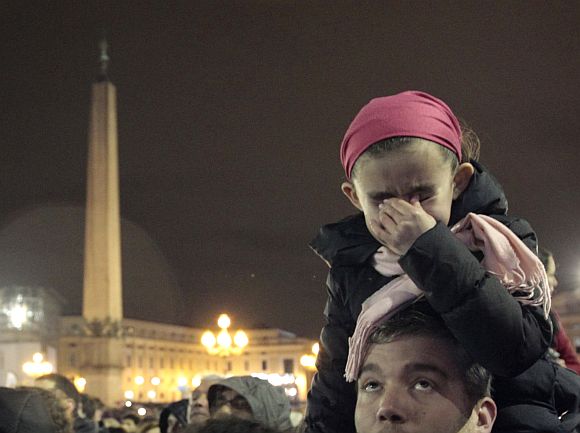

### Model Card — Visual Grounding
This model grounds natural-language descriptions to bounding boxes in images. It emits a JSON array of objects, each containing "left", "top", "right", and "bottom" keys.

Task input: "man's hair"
[
  {"left": 367, "top": 300, "right": 491, "bottom": 404},
  {"left": 35, "top": 373, "right": 80, "bottom": 405}
]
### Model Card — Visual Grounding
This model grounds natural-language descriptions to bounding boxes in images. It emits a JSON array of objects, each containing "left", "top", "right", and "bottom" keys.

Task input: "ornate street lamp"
[
  {"left": 22, "top": 353, "right": 53, "bottom": 378},
  {"left": 201, "top": 314, "right": 249, "bottom": 356}
]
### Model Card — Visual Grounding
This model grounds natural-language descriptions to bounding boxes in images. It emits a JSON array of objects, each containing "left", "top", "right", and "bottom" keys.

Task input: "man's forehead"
[{"left": 361, "top": 336, "right": 458, "bottom": 375}]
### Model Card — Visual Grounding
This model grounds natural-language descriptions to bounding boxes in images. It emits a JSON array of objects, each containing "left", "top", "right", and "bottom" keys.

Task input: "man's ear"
[
  {"left": 474, "top": 397, "right": 497, "bottom": 432},
  {"left": 341, "top": 181, "right": 363, "bottom": 211},
  {"left": 452, "top": 162, "right": 475, "bottom": 199}
]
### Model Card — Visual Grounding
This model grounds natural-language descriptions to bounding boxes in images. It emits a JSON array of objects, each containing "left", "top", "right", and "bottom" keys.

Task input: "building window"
[
  {"left": 244, "top": 361, "right": 249, "bottom": 371},
  {"left": 126, "top": 354, "right": 132, "bottom": 367},
  {"left": 262, "top": 360, "right": 268, "bottom": 371},
  {"left": 160, "top": 357, "right": 164, "bottom": 369},
  {"left": 283, "top": 359, "right": 294, "bottom": 374},
  {"left": 138, "top": 356, "right": 143, "bottom": 368},
  {"left": 69, "top": 353, "right": 76, "bottom": 368},
  {"left": 227, "top": 361, "right": 232, "bottom": 372}
]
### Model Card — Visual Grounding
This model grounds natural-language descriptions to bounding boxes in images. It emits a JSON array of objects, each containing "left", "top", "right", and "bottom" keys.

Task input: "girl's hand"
[{"left": 370, "top": 197, "right": 436, "bottom": 255}]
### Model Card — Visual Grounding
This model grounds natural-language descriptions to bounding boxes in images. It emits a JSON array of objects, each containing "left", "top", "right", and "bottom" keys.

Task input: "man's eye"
[
  {"left": 413, "top": 379, "right": 433, "bottom": 391},
  {"left": 361, "top": 380, "right": 381, "bottom": 392}
]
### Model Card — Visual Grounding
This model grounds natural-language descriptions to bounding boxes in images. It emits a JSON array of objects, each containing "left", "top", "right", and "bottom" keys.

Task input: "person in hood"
[
  {"left": 0, "top": 386, "right": 73, "bottom": 433},
  {"left": 304, "top": 91, "right": 569, "bottom": 433},
  {"left": 207, "top": 376, "right": 292, "bottom": 432}
]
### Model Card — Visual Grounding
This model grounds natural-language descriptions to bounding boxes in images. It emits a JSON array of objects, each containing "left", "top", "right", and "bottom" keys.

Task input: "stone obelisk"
[{"left": 81, "top": 39, "right": 124, "bottom": 405}]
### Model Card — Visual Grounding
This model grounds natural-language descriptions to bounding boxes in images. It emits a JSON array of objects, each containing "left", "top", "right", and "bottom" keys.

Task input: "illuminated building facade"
[{"left": 58, "top": 316, "right": 315, "bottom": 405}]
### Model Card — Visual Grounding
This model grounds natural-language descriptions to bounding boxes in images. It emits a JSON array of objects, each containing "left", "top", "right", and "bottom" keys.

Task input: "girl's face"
[{"left": 344, "top": 139, "right": 472, "bottom": 236}]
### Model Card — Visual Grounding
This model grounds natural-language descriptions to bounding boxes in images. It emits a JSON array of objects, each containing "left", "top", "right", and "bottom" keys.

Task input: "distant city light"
[
  {"left": 6, "top": 302, "right": 28, "bottom": 329},
  {"left": 124, "top": 390, "right": 135, "bottom": 400},
  {"left": 74, "top": 377, "right": 87, "bottom": 392},
  {"left": 147, "top": 390, "right": 156, "bottom": 399},
  {"left": 192, "top": 376, "right": 202, "bottom": 388},
  {"left": 125, "top": 401, "right": 132, "bottom": 407},
  {"left": 151, "top": 376, "right": 160, "bottom": 386},
  {"left": 285, "top": 387, "right": 298, "bottom": 397},
  {"left": 177, "top": 377, "right": 188, "bottom": 387},
  {"left": 312, "top": 343, "right": 320, "bottom": 355},
  {"left": 137, "top": 407, "right": 146, "bottom": 416},
  {"left": 134, "top": 376, "right": 145, "bottom": 385}
]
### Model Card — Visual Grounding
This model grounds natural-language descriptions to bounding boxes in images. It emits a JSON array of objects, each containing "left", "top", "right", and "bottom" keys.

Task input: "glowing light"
[
  {"left": 201, "top": 331, "right": 216, "bottom": 349},
  {"left": 201, "top": 314, "right": 249, "bottom": 356},
  {"left": 124, "top": 390, "right": 135, "bottom": 400},
  {"left": 217, "top": 314, "right": 231, "bottom": 329},
  {"left": 147, "top": 390, "right": 156, "bottom": 399},
  {"left": 216, "top": 329, "right": 232, "bottom": 348},
  {"left": 177, "top": 377, "right": 188, "bottom": 387},
  {"left": 300, "top": 354, "right": 316, "bottom": 369},
  {"left": 285, "top": 387, "right": 298, "bottom": 397},
  {"left": 295, "top": 376, "right": 306, "bottom": 389},
  {"left": 192, "top": 376, "right": 202, "bottom": 388},
  {"left": 151, "top": 376, "right": 160, "bottom": 386},
  {"left": 74, "top": 377, "right": 87, "bottom": 392},
  {"left": 234, "top": 331, "right": 249, "bottom": 348},
  {"left": 6, "top": 303, "right": 28, "bottom": 329},
  {"left": 312, "top": 343, "right": 320, "bottom": 355},
  {"left": 137, "top": 407, "right": 147, "bottom": 416},
  {"left": 125, "top": 401, "right": 132, "bottom": 407},
  {"left": 135, "top": 376, "right": 145, "bottom": 385},
  {"left": 22, "top": 353, "right": 53, "bottom": 377}
]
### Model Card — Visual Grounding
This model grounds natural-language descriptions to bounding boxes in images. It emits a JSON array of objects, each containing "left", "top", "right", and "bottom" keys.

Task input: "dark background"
[{"left": 1, "top": 2, "right": 579, "bottom": 338}]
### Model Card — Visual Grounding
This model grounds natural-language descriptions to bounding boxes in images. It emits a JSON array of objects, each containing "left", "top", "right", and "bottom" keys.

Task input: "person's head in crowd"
[
  {"left": 539, "top": 248, "right": 558, "bottom": 293},
  {"left": 108, "top": 428, "right": 128, "bottom": 433},
  {"left": 137, "top": 421, "right": 160, "bottom": 433},
  {"left": 159, "top": 399, "right": 188, "bottom": 433},
  {"left": 34, "top": 373, "right": 80, "bottom": 420},
  {"left": 0, "top": 386, "right": 73, "bottom": 433},
  {"left": 354, "top": 301, "right": 496, "bottom": 433},
  {"left": 122, "top": 413, "right": 141, "bottom": 433},
  {"left": 188, "top": 375, "right": 222, "bottom": 426},
  {"left": 208, "top": 376, "right": 292, "bottom": 432},
  {"left": 183, "top": 416, "right": 281, "bottom": 433},
  {"left": 79, "top": 393, "right": 105, "bottom": 422}
]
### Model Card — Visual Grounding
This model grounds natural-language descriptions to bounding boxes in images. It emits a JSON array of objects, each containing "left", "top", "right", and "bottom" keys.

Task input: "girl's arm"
[{"left": 399, "top": 218, "right": 552, "bottom": 377}]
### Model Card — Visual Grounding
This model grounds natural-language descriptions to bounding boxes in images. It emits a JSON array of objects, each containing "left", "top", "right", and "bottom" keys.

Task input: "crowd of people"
[{"left": 2, "top": 90, "right": 580, "bottom": 433}]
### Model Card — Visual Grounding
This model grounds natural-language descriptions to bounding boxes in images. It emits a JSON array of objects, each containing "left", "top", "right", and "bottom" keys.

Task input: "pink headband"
[{"left": 340, "top": 91, "right": 462, "bottom": 179}]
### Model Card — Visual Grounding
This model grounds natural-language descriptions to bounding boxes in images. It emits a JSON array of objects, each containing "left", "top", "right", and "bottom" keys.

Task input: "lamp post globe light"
[{"left": 201, "top": 314, "right": 248, "bottom": 356}]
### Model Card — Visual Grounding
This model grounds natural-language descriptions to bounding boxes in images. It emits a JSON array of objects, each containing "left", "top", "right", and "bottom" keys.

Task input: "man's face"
[
  {"left": 188, "top": 379, "right": 218, "bottom": 425},
  {"left": 210, "top": 388, "right": 253, "bottom": 421},
  {"left": 355, "top": 335, "right": 490, "bottom": 433},
  {"left": 344, "top": 140, "right": 461, "bottom": 239}
]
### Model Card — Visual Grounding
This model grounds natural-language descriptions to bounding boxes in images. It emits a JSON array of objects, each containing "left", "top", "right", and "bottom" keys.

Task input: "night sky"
[{"left": 1, "top": 2, "right": 579, "bottom": 338}]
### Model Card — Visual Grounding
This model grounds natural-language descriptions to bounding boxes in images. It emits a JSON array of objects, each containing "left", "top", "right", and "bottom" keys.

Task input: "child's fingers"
[
  {"left": 377, "top": 212, "right": 397, "bottom": 234},
  {"left": 379, "top": 201, "right": 405, "bottom": 223}
]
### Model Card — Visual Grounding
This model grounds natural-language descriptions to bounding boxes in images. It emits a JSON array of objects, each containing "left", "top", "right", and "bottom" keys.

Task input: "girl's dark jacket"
[{"left": 304, "top": 161, "right": 579, "bottom": 433}]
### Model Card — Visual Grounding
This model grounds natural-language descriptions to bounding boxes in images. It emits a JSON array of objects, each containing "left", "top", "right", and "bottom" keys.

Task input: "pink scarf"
[{"left": 344, "top": 213, "right": 551, "bottom": 382}]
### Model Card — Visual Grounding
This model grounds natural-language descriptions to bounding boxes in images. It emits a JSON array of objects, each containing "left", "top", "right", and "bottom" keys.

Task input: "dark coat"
[{"left": 304, "top": 161, "right": 566, "bottom": 433}]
